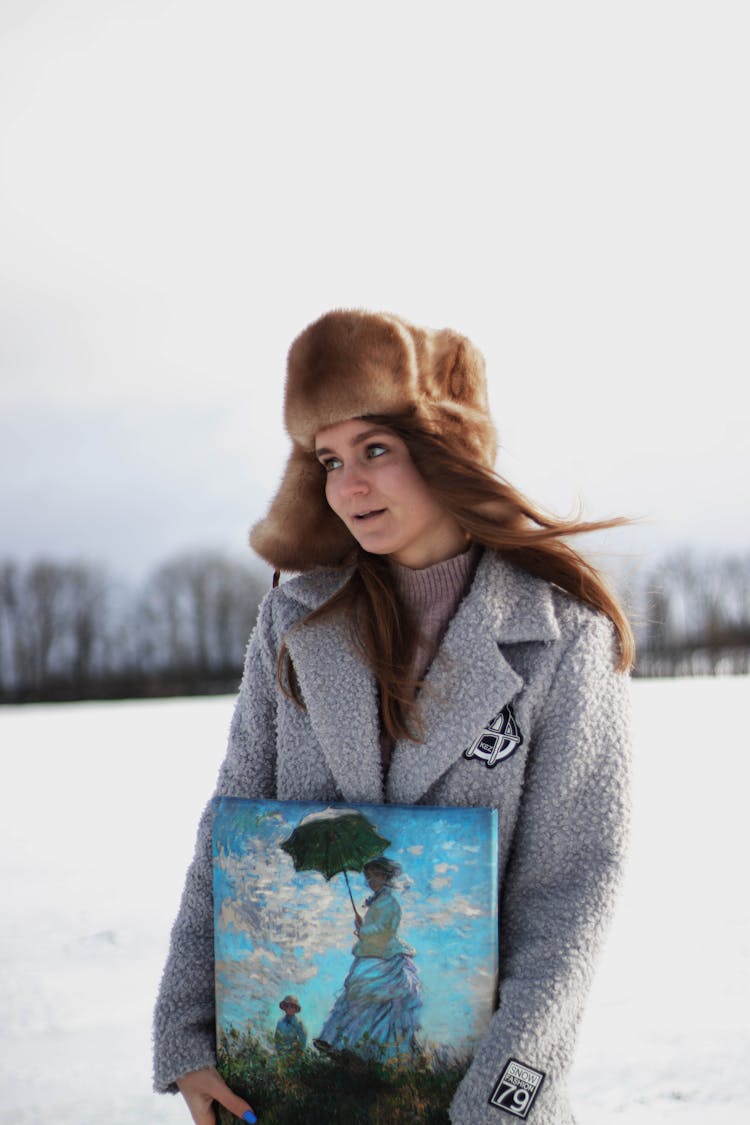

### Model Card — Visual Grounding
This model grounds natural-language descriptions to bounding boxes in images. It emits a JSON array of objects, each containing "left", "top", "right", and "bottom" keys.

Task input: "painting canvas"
[{"left": 212, "top": 797, "right": 499, "bottom": 1125}]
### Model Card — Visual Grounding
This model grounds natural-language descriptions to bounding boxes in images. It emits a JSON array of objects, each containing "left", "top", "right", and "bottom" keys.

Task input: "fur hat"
[{"left": 250, "top": 309, "right": 496, "bottom": 571}]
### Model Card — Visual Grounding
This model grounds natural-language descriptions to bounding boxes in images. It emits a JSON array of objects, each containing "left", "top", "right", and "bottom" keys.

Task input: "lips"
[{"left": 353, "top": 509, "right": 386, "bottom": 521}]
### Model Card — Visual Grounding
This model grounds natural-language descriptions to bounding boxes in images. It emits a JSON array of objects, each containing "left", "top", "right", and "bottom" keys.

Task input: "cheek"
[
  {"left": 398, "top": 469, "right": 439, "bottom": 518},
  {"left": 323, "top": 476, "right": 339, "bottom": 511}
]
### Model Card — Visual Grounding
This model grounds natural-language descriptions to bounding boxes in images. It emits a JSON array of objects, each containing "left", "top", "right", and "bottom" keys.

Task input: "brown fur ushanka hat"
[{"left": 250, "top": 309, "right": 496, "bottom": 571}]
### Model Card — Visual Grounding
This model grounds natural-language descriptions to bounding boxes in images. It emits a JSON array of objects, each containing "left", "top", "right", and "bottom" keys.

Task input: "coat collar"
[{"left": 280, "top": 551, "right": 560, "bottom": 804}]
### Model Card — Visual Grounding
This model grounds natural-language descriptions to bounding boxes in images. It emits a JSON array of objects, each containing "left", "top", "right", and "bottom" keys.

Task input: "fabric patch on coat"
[
  {"left": 464, "top": 704, "right": 523, "bottom": 768},
  {"left": 489, "top": 1058, "right": 545, "bottom": 1118}
]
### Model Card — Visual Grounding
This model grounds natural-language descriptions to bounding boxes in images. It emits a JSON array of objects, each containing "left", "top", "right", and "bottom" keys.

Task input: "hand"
[{"left": 176, "top": 1066, "right": 257, "bottom": 1124}]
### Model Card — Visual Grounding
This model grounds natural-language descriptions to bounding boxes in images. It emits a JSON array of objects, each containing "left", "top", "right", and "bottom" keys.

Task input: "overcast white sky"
[{"left": 1, "top": 0, "right": 748, "bottom": 582}]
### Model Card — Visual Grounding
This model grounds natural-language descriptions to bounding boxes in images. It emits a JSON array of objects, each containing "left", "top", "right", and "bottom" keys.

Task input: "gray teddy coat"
[{"left": 153, "top": 549, "right": 631, "bottom": 1124}]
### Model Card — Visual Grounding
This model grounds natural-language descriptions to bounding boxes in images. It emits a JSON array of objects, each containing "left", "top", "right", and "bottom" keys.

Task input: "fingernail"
[{"left": 243, "top": 1112, "right": 257, "bottom": 1124}]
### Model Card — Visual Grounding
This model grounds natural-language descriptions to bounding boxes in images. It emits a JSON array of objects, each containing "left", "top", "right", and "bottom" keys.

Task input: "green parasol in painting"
[{"left": 280, "top": 808, "right": 391, "bottom": 917}]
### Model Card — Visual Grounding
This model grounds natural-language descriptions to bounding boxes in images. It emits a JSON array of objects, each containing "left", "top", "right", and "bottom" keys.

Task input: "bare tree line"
[
  {"left": 0, "top": 547, "right": 748, "bottom": 703},
  {"left": 626, "top": 550, "right": 750, "bottom": 676},
  {"left": 0, "top": 551, "right": 268, "bottom": 702}
]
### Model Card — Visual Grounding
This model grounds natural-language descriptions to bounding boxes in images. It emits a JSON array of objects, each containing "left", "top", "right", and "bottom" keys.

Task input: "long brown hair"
[{"left": 278, "top": 411, "right": 634, "bottom": 742}]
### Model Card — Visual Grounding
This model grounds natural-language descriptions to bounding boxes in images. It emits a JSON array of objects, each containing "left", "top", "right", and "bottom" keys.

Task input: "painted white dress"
[{"left": 318, "top": 885, "right": 422, "bottom": 1061}]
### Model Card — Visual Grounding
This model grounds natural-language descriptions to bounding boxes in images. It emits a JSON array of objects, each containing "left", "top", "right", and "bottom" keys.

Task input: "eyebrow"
[{"left": 314, "top": 427, "right": 390, "bottom": 458}]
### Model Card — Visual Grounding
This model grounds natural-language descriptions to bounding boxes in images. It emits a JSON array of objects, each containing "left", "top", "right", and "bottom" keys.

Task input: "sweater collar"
[{"left": 387, "top": 543, "right": 481, "bottom": 614}]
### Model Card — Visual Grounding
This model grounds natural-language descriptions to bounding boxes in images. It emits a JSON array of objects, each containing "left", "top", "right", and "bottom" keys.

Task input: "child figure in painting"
[
  {"left": 274, "top": 995, "right": 307, "bottom": 1055},
  {"left": 315, "top": 857, "right": 422, "bottom": 1063}
]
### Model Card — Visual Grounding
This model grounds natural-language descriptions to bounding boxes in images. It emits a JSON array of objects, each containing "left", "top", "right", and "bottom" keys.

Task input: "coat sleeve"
[
  {"left": 449, "top": 611, "right": 631, "bottom": 1125},
  {"left": 152, "top": 592, "right": 280, "bottom": 1094}
]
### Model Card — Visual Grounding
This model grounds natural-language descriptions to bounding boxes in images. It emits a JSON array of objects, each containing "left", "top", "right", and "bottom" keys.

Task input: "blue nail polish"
[{"left": 242, "top": 1112, "right": 257, "bottom": 1124}]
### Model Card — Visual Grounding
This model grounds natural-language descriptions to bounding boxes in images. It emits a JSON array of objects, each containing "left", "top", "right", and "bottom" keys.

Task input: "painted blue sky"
[{"left": 212, "top": 797, "right": 498, "bottom": 1052}]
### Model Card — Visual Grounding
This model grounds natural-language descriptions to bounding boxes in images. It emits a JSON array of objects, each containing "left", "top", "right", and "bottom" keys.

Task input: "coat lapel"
[
  {"left": 386, "top": 552, "right": 560, "bottom": 804},
  {"left": 386, "top": 616, "right": 523, "bottom": 804},
  {"left": 285, "top": 613, "right": 384, "bottom": 803}
]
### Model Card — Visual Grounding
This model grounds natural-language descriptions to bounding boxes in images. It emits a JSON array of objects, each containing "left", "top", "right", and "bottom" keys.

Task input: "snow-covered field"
[{"left": 1, "top": 679, "right": 748, "bottom": 1124}]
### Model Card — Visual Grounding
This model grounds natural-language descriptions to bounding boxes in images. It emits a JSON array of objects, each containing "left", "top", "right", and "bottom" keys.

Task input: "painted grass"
[{"left": 216, "top": 1026, "right": 470, "bottom": 1124}]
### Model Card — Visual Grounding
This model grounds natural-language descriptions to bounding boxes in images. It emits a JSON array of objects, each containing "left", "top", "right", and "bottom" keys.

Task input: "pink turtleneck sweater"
[{"left": 381, "top": 543, "right": 482, "bottom": 770}]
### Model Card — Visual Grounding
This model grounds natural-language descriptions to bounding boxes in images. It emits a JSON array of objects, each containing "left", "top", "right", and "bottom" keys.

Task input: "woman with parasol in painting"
[
  {"left": 280, "top": 809, "right": 422, "bottom": 1063},
  {"left": 315, "top": 855, "right": 422, "bottom": 1063},
  {"left": 153, "top": 310, "right": 632, "bottom": 1125}
]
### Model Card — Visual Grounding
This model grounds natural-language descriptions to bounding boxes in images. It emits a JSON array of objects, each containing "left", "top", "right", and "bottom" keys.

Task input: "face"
[
  {"left": 281, "top": 1002, "right": 299, "bottom": 1016},
  {"left": 365, "top": 866, "right": 388, "bottom": 890},
  {"left": 314, "top": 418, "right": 467, "bottom": 569}
]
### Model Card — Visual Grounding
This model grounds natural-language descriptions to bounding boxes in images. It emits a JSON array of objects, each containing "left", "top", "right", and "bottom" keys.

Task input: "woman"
[
  {"left": 153, "top": 309, "right": 632, "bottom": 1125},
  {"left": 315, "top": 856, "right": 422, "bottom": 1062}
]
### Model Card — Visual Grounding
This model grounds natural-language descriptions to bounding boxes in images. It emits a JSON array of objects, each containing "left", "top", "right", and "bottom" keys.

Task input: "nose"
[{"left": 338, "top": 463, "right": 369, "bottom": 498}]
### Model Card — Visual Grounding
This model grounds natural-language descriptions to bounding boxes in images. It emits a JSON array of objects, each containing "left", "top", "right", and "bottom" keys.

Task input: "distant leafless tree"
[
  {"left": 636, "top": 550, "right": 750, "bottom": 675},
  {"left": 0, "top": 559, "right": 111, "bottom": 694},
  {"left": 0, "top": 561, "right": 20, "bottom": 690},
  {"left": 1, "top": 550, "right": 269, "bottom": 700},
  {"left": 135, "top": 550, "right": 267, "bottom": 678}
]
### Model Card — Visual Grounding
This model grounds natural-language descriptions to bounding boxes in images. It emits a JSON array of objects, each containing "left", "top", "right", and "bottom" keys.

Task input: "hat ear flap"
[
  {"left": 430, "top": 331, "right": 488, "bottom": 407},
  {"left": 250, "top": 446, "right": 356, "bottom": 571}
]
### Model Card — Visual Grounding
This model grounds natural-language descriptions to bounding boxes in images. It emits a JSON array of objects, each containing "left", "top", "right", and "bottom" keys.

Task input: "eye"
[
  {"left": 319, "top": 456, "right": 342, "bottom": 473},
  {"left": 366, "top": 443, "right": 388, "bottom": 459}
]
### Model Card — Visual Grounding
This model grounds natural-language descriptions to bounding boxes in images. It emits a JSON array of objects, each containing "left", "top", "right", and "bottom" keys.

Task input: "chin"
[{"left": 351, "top": 536, "right": 398, "bottom": 557}]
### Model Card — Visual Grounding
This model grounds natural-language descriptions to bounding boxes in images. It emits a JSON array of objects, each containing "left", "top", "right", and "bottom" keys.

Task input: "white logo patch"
[
  {"left": 464, "top": 704, "right": 523, "bottom": 768},
  {"left": 489, "top": 1058, "right": 545, "bottom": 1118}
]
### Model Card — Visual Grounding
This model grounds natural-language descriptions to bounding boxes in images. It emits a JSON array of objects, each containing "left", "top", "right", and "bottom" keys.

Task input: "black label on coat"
[
  {"left": 464, "top": 704, "right": 523, "bottom": 768},
  {"left": 489, "top": 1058, "right": 545, "bottom": 1118}
]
